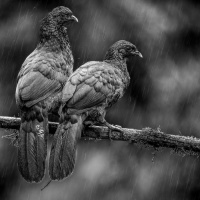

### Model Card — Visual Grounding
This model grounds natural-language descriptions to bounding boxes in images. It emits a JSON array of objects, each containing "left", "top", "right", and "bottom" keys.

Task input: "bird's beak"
[
  {"left": 134, "top": 50, "right": 143, "bottom": 58},
  {"left": 71, "top": 15, "right": 79, "bottom": 22}
]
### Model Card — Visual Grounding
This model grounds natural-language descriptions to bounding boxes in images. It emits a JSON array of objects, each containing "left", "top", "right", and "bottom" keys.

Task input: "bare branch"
[{"left": 1, "top": 116, "right": 200, "bottom": 156}]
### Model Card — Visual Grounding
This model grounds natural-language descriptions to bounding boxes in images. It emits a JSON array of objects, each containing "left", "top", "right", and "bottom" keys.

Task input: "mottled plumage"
[
  {"left": 49, "top": 40, "right": 142, "bottom": 180},
  {"left": 15, "top": 6, "right": 78, "bottom": 182}
]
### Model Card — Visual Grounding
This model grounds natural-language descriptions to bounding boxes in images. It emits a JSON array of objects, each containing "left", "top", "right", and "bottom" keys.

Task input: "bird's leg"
[
  {"left": 104, "top": 121, "right": 124, "bottom": 140},
  {"left": 82, "top": 110, "right": 103, "bottom": 127},
  {"left": 83, "top": 110, "right": 123, "bottom": 139},
  {"left": 82, "top": 111, "right": 95, "bottom": 127},
  {"left": 96, "top": 116, "right": 124, "bottom": 140}
]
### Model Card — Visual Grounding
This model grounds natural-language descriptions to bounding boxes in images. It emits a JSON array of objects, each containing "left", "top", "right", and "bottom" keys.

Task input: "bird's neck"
[
  {"left": 104, "top": 58, "right": 130, "bottom": 88},
  {"left": 38, "top": 20, "right": 71, "bottom": 51}
]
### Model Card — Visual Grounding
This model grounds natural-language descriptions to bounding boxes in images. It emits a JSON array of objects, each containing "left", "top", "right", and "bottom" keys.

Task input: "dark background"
[{"left": 1, "top": 0, "right": 200, "bottom": 199}]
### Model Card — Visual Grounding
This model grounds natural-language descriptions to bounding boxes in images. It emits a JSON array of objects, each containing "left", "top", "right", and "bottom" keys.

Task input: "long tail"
[
  {"left": 49, "top": 116, "right": 83, "bottom": 180},
  {"left": 18, "top": 104, "right": 48, "bottom": 183}
]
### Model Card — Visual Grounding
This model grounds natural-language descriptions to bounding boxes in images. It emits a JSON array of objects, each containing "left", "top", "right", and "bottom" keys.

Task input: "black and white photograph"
[{"left": 0, "top": 0, "right": 200, "bottom": 199}]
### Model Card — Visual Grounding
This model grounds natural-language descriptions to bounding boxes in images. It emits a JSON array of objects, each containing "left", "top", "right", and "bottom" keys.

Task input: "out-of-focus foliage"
[{"left": 1, "top": 0, "right": 200, "bottom": 199}]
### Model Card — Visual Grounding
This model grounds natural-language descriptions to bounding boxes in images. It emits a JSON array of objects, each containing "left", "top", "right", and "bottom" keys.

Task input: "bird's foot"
[
  {"left": 115, "top": 125, "right": 122, "bottom": 129},
  {"left": 103, "top": 122, "right": 123, "bottom": 140}
]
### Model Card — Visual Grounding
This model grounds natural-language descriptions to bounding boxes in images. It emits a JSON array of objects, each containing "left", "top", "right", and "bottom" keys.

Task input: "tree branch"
[{"left": 0, "top": 116, "right": 200, "bottom": 156}]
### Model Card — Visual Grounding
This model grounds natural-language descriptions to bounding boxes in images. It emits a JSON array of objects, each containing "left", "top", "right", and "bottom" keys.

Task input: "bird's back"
[
  {"left": 16, "top": 45, "right": 73, "bottom": 108},
  {"left": 61, "top": 60, "right": 127, "bottom": 116}
]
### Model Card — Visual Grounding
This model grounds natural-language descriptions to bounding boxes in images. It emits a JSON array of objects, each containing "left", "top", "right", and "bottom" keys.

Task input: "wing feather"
[
  {"left": 62, "top": 61, "right": 122, "bottom": 111},
  {"left": 17, "top": 71, "right": 61, "bottom": 107}
]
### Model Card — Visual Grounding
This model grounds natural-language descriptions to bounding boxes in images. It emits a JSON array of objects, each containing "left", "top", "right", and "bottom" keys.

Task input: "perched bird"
[
  {"left": 49, "top": 40, "right": 143, "bottom": 180},
  {"left": 15, "top": 6, "right": 78, "bottom": 183}
]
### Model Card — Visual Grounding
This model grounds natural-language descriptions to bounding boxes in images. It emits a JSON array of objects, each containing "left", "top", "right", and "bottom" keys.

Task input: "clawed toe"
[
  {"left": 105, "top": 123, "right": 123, "bottom": 140},
  {"left": 115, "top": 125, "right": 122, "bottom": 129}
]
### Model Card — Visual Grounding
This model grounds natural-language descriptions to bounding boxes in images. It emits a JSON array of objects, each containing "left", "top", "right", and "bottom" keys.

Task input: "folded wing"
[
  {"left": 62, "top": 61, "right": 122, "bottom": 112},
  {"left": 16, "top": 61, "right": 64, "bottom": 108}
]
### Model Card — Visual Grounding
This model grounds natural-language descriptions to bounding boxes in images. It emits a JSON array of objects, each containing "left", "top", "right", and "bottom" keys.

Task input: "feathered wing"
[
  {"left": 16, "top": 64, "right": 63, "bottom": 107},
  {"left": 16, "top": 62, "right": 62, "bottom": 182},
  {"left": 49, "top": 116, "right": 83, "bottom": 180},
  {"left": 62, "top": 61, "right": 122, "bottom": 112}
]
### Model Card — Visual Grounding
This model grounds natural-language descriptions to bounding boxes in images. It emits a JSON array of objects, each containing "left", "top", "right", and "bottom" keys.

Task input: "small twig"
[
  {"left": 1, "top": 116, "right": 200, "bottom": 156},
  {"left": 41, "top": 180, "right": 52, "bottom": 191}
]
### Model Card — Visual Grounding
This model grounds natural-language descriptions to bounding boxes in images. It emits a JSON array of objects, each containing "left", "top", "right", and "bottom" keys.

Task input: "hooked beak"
[
  {"left": 134, "top": 50, "right": 143, "bottom": 58},
  {"left": 70, "top": 15, "right": 78, "bottom": 22}
]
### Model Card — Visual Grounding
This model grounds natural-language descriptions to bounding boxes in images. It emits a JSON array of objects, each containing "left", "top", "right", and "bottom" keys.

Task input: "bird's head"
[
  {"left": 49, "top": 6, "right": 78, "bottom": 27},
  {"left": 40, "top": 6, "right": 78, "bottom": 31},
  {"left": 104, "top": 40, "right": 143, "bottom": 61}
]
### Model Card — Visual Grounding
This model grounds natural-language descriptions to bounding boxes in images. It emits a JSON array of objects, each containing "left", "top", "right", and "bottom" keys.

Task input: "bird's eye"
[{"left": 126, "top": 46, "right": 132, "bottom": 51}]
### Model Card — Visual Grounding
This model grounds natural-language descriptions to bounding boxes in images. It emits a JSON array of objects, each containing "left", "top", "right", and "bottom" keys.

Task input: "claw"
[
  {"left": 104, "top": 122, "right": 123, "bottom": 139},
  {"left": 115, "top": 125, "right": 122, "bottom": 129},
  {"left": 92, "top": 115, "right": 123, "bottom": 139}
]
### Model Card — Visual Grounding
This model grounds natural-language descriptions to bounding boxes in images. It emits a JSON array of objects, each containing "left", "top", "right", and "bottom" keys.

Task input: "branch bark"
[{"left": 0, "top": 116, "right": 200, "bottom": 156}]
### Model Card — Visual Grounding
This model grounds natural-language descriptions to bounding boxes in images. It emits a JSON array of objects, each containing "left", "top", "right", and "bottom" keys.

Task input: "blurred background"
[{"left": 0, "top": 0, "right": 200, "bottom": 199}]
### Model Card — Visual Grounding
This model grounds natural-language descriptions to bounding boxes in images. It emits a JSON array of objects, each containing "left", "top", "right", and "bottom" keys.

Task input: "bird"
[
  {"left": 15, "top": 6, "right": 78, "bottom": 183},
  {"left": 49, "top": 40, "right": 143, "bottom": 180}
]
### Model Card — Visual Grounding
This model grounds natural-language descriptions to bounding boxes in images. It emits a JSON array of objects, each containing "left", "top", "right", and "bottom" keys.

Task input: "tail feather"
[
  {"left": 49, "top": 117, "right": 82, "bottom": 180},
  {"left": 18, "top": 110, "right": 48, "bottom": 183}
]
